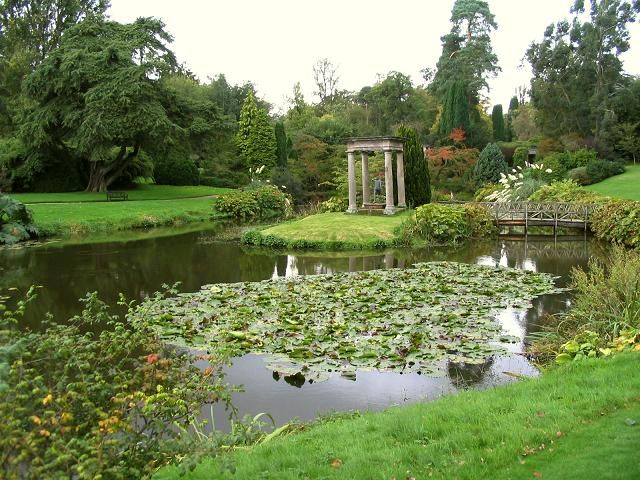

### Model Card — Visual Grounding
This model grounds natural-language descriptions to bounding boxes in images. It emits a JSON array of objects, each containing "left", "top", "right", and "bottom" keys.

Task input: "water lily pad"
[{"left": 133, "top": 262, "right": 562, "bottom": 382}]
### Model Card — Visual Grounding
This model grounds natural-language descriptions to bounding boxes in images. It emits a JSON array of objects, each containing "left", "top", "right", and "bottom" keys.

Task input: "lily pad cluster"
[{"left": 135, "top": 262, "right": 562, "bottom": 382}]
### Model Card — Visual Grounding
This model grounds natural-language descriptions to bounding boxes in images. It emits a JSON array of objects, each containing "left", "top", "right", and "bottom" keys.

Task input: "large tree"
[
  {"left": 430, "top": 0, "right": 499, "bottom": 144},
  {"left": 236, "top": 90, "right": 276, "bottom": 170},
  {"left": 526, "top": 0, "right": 640, "bottom": 141},
  {"left": 0, "top": 0, "right": 109, "bottom": 131},
  {"left": 21, "top": 17, "right": 179, "bottom": 192}
]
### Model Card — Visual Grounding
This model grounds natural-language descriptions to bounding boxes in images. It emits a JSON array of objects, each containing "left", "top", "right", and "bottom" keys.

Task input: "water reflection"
[{"left": 0, "top": 228, "right": 608, "bottom": 426}]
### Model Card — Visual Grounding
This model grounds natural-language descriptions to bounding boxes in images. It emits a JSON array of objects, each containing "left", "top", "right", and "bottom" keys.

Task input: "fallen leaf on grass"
[
  {"left": 330, "top": 458, "right": 343, "bottom": 469},
  {"left": 624, "top": 418, "right": 637, "bottom": 427},
  {"left": 533, "top": 472, "right": 543, "bottom": 478}
]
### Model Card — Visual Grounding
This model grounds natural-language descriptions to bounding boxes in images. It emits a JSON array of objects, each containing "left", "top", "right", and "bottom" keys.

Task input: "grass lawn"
[
  {"left": 11, "top": 185, "right": 232, "bottom": 204},
  {"left": 584, "top": 164, "right": 640, "bottom": 201},
  {"left": 260, "top": 211, "right": 409, "bottom": 244},
  {"left": 156, "top": 354, "right": 640, "bottom": 480},
  {"left": 31, "top": 198, "right": 218, "bottom": 237}
]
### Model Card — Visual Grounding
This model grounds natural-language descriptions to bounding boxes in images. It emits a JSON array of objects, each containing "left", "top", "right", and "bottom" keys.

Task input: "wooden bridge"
[{"left": 443, "top": 202, "right": 597, "bottom": 234}]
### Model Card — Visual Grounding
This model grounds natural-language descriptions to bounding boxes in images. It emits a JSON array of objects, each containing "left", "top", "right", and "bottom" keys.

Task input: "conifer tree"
[
  {"left": 397, "top": 125, "right": 431, "bottom": 207},
  {"left": 439, "top": 80, "right": 470, "bottom": 139},
  {"left": 236, "top": 91, "right": 276, "bottom": 170},
  {"left": 274, "top": 121, "right": 288, "bottom": 168},
  {"left": 491, "top": 104, "right": 505, "bottom": 141},
  {"left": 473, "top": 142, "right": 507, "bottom": 184}
]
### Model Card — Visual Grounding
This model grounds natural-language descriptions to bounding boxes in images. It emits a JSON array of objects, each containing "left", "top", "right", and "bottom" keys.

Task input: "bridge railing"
[{"left": 437, "top": 201, "right": 598, "bottom": 228}]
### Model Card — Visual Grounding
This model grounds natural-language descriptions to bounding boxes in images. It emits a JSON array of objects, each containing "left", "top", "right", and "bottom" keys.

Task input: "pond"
[{"left": 0, "top": 226, "right": 606, "bottom": 428}]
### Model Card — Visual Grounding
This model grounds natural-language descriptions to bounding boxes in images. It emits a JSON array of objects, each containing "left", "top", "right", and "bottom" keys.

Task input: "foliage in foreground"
[
  {"left": 0, "top": 289, "right": 242, "bottom": 479},
  {"left": 399, "top": 203, "right": 497, "bottom": 245},
  {"left": 532, "top": 246, "right": 640, "bottom": 363},
  {"left": 136, "top": 262, "right": 561, "bottom": 382},
  {"left": 0, "top": 194, "right": 38, "bottom": 244},
  {"left": 591, "top": 200, "right": 640, "bottom": 249}
]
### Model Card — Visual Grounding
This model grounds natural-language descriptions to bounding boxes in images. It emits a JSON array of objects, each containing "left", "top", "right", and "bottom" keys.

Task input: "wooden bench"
[{"left": 106, "top": 191, "right": 128, "bottom": 201}]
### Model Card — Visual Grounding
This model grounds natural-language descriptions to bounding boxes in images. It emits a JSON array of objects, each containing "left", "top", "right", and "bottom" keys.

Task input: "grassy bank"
[
  {"left": 585, "top": 164, "right": 640, "bottom": 201},
  {"left": 156, "top": 353, "right": 640, "bottom": 480},
  {"left": 31, "top": 198, "right": 218, "bottom": 237},
  {"left": 11, "top": 185, "right": 232, "bottom": 204},
  {"left": 242, "top": 211, "right": 409, "bottom": 249}
]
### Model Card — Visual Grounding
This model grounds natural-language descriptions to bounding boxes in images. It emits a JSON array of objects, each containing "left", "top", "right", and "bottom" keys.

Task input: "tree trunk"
[{"left": 85, "top": 145, "right": 140, "bottom": 192}]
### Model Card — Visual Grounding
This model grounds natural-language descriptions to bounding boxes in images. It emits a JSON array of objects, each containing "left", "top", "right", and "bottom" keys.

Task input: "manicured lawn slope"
[
  {"left": 260, "top": 211, "right": 408, "bottom": 243},
  {"left": 156, "top": 354, "right": 640, "bottom": 480},
  {"left": 12, "top": 185, "right": 231, "bottom": 204},
  {"left": 584, "top": 164, "right": 640, "bottom": 201},
  {"left": 31, "top": 198, "right": 217, "bottom": 236}
]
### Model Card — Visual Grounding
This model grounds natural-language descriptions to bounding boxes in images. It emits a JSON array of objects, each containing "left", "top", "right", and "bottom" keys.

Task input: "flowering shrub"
[
  {"left": 0, "top": 289, "right": 241, "bottom": 478},
  {"left": 487, "top": 163, "right": 553, "bottom": 202}
]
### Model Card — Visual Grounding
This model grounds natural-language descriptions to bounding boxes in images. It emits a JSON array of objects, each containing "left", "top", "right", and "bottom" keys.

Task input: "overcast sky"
[{"left": 108, "top": 0, "right": 640, "bottom": 114}]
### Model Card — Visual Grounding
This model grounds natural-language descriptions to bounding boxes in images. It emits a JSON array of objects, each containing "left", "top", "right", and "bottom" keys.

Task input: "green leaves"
[{"left": 137, "top": 262, "right": 562, "bottom": 382}]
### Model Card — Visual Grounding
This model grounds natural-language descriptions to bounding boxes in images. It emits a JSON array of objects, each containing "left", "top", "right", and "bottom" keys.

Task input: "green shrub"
[
  {"left": 585, "top": 159, "right": 625, "bottom": 184},
  {"left": 512, "top": 146, "right": 529, "bottom": 168},
  {"left": 567, "top": 167, "right": 590, "bottom": 185},
  {"left": 473, "top": 143, "right": 508, "bottom": 185},
  {"left": 463, "top": 204, "right": 498, "bottom": 237},
  {"left": 154, "top": 155, "right": 199, "bottom": 185},
  {"left": 528, "top": 180, "right": 603, "bottom": 203},
  {"left": 320, "top": 196, "right": 348, "bottom": 213},
  {"left": 254, "top": 185, "right": 292, "bottom": 219},
  {"left": 0, "top": 289, "right": 240, "bottom": 478},
  {"left": 0, "top": 194, "right": 38, "bottom": 244},
  {"left": 567, "top": 148, "right": 598, "bottom": 170},
  {"left": 215, "top": 186, "right": 291, "bottom": 221},
  {"left": 539, "top": 152, "right": 569, "bottom": 181},
  {"left": 215, "top": 190, "right": 259, "bottom": 221},
  {"left": 402, "top": 204, "right": 496, "bottom": 245},
  {"left": 591, "top": 200, "right": 640, "bottom": 248}
]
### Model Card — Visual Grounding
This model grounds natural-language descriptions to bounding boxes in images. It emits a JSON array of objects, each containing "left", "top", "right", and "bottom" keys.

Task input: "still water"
[{"left": 0, "top": 227, "right": 605, "bottom": 427}]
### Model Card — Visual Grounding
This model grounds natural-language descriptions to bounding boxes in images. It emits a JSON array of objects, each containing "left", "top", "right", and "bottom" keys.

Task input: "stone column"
[
  {"left": 361, "top": 152, "right": 370, "bottom": 207},
  {"left": 383, "top": 150, "right": 395, "bottom": 215},
  {"left": 396, "top": 151, "right": 406, "bottom": 208},
  {"left": 346, "top": 151, "right": 358, "bottom": 213}
]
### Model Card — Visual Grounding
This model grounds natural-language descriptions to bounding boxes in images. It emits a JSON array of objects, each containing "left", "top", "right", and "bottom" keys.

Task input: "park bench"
[{"left": 106, "top": 191, "right": 128, "bottom": 201}]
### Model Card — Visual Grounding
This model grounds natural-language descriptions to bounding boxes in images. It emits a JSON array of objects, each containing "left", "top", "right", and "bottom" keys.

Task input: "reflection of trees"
[
  {"left": 447, "top": 358, "right": 494, "bottom": 389},
  {"left": 2, "top": 229, "right": 609, "bottom": 336}
]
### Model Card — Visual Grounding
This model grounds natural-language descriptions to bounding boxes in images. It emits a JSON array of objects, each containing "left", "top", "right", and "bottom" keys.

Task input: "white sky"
[{"left": 108, "top": 0, "right": 640, "bottom": 114}]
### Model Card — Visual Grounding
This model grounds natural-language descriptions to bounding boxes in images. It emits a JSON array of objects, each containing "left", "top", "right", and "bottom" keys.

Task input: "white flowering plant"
[{"left": 487, "top": 162, "right": 554, "bottom": 202}]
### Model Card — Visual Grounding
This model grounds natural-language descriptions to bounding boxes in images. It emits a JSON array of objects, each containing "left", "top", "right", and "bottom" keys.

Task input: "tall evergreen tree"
[
  {"left": 439, "top": 80, "right": 470, "bottom": 138},
  {"left": 430, "top": 0, "right": 499, "bottom": 145},
  {"left": 274, "top": 121, "right": 288, "bottom": 168},
  {"left": 491, "top": 104, "right": 505, "bottom": 141},
  {"left": 508, "top": 96, "right": 519, "bottom": 112},
  {"left": 236, "top": 91, "right": 276, "bottom": 170},
  {"left": 397, "top": 125, "right": 431, "bottom": 207}
]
